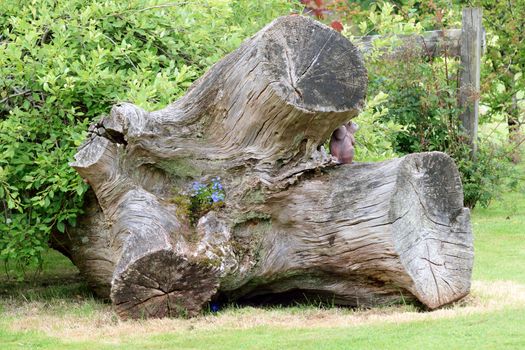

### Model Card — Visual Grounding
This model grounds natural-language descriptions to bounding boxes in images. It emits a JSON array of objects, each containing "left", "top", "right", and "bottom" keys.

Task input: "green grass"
[
  {"left": 1, "top": 179, "right": 525, "bottom": 349},
  {"left": 93, "top": 307, "right": 525, "bottom": 350},
  {"left": 1, "top": 305, "right": 524, "bottom": 350},
  {"left": 0, "top": 249, "right": 94, "bottom": 304},
  {"left": 472, "top": 190, "right": 525, "bottom": 284}
]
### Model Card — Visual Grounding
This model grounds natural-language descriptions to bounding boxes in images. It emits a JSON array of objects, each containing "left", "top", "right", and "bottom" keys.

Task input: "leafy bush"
[
  {"left": 351, "top": 90, "right": 403, "bottom": 162},
  {"left": 472, "top": 0, "right": 525, "bottom": 162},
  {"left": 344, "top": 2, "right": 518, "bottom": 207},
  {"left": 0, "top": 0, "right": 298, "bottom": 274},
  {"left": 455, "top": 141, "right": 518, "bottom": 208}
]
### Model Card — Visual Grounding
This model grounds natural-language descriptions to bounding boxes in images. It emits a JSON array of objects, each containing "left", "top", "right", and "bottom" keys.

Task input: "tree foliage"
[
  {"left": 470, "top": 0, "right": 525, "bottom": 161},
  {"left": 472, "top": 0, "right": 525, "bottom": 116}
]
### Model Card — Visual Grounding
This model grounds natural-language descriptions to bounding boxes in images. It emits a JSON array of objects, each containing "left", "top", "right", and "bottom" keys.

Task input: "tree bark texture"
[{"left": 52, "top": 15, "right": 473, "bottom": 319}]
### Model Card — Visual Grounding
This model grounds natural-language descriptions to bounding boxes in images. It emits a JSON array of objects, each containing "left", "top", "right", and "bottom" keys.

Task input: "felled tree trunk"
[{"left": 52, "top": 15, "right": 473, "bottom": 319}]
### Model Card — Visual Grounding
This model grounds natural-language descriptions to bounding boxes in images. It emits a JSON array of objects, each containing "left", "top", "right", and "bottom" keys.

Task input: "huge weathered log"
[{"left": 53, "top": 15, "right": 473, "bottom": 319}]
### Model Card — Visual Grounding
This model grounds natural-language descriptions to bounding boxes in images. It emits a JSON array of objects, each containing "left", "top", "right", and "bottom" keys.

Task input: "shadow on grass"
[{"left": 0, "top": 249, "right": 98, "bottom": 307}]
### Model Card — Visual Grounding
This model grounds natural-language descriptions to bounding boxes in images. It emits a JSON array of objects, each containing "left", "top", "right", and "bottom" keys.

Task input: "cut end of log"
[
  {"left": 259, "top": 15, "right": 367, "bottom": 113},
  {"left": 111, "top": 249, "right": 220, "bottom": 319},
  {"left": 390, "top": 152, "right": 473, "bottom": 308},
  {"left": 70, "top": 136, "right": 112, "bottom": 170}
]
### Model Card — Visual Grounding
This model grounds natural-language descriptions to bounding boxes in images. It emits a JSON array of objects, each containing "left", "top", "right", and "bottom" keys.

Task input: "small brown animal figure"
[{"left": 329, "top": 121, "right": 358, "bottom": 164}]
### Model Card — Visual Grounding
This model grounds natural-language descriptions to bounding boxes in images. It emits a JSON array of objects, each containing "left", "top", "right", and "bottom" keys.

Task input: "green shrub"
[
  {"left": 346, "top": 2, "right": 518, "bottom": 208},
  {"left": 0, "top": 0, "right": 299, "bottom": 274},
  {"left": 455, "top": 141, "right": 519, "bottom": 208}
]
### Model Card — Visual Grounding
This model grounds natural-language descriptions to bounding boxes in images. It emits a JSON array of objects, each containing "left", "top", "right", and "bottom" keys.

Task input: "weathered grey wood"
[
  {"left": 354, "top": 29, "right": 462, "bottom": 58},
  {"left": 50, "top": 189, "right": 113, "bottom": 299},
  {"left": 354, "top": 27, "right": 486, "bottom": 60},
  {"left": 222, "top": 152, "right": 472, "bottom": 309},
  {"left": 53, "top": 15, "right": 473, "bottom": 319},
  {"left": 459, "top": 8, "right": 482, "bottom": 154}
]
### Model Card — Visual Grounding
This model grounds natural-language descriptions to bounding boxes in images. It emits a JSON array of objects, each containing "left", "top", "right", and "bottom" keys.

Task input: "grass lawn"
[
  {"left": 472, "top": 190, "right": 525, "bottom": 284},
  {"left": 1, "top": 179, "right": 524, "bottom": 349}
]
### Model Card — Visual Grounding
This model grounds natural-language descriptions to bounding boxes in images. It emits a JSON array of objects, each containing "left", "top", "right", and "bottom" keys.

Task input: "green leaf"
[{"left": 56, "top": 221, "right": 65, "bottom": 233}]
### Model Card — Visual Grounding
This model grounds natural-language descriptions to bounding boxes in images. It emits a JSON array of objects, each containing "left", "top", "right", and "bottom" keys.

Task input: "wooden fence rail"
[{"left": 353, "top": 29, "right": 463, "bottom": 58}]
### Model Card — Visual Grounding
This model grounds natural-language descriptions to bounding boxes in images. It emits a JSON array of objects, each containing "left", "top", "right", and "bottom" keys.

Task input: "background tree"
[{"left": 468, "top": 0, "right": 525, "bottom": 163}]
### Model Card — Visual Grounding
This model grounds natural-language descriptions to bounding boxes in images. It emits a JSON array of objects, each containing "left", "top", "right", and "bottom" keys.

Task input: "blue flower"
[
  {"left": 192, "top": 181, "right": 204, "bottom": 193},
  {"left": 211, "top": 177, "right": 224, "bottom": 192},
  {"left": 210, "top": 303, "right": 220, "bottom": 313},
  {"left": 211, "top": 191, "right": 224, "bottom": 203}
]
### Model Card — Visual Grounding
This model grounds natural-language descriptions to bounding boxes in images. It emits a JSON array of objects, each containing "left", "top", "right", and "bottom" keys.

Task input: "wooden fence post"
[{"left": 459, "top": 8, "right": 483, "bottom": 155}]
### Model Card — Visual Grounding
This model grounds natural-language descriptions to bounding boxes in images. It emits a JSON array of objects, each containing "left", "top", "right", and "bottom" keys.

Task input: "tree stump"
[{"left": 52, "top": 15, "right": 473, "bottom": 319}]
